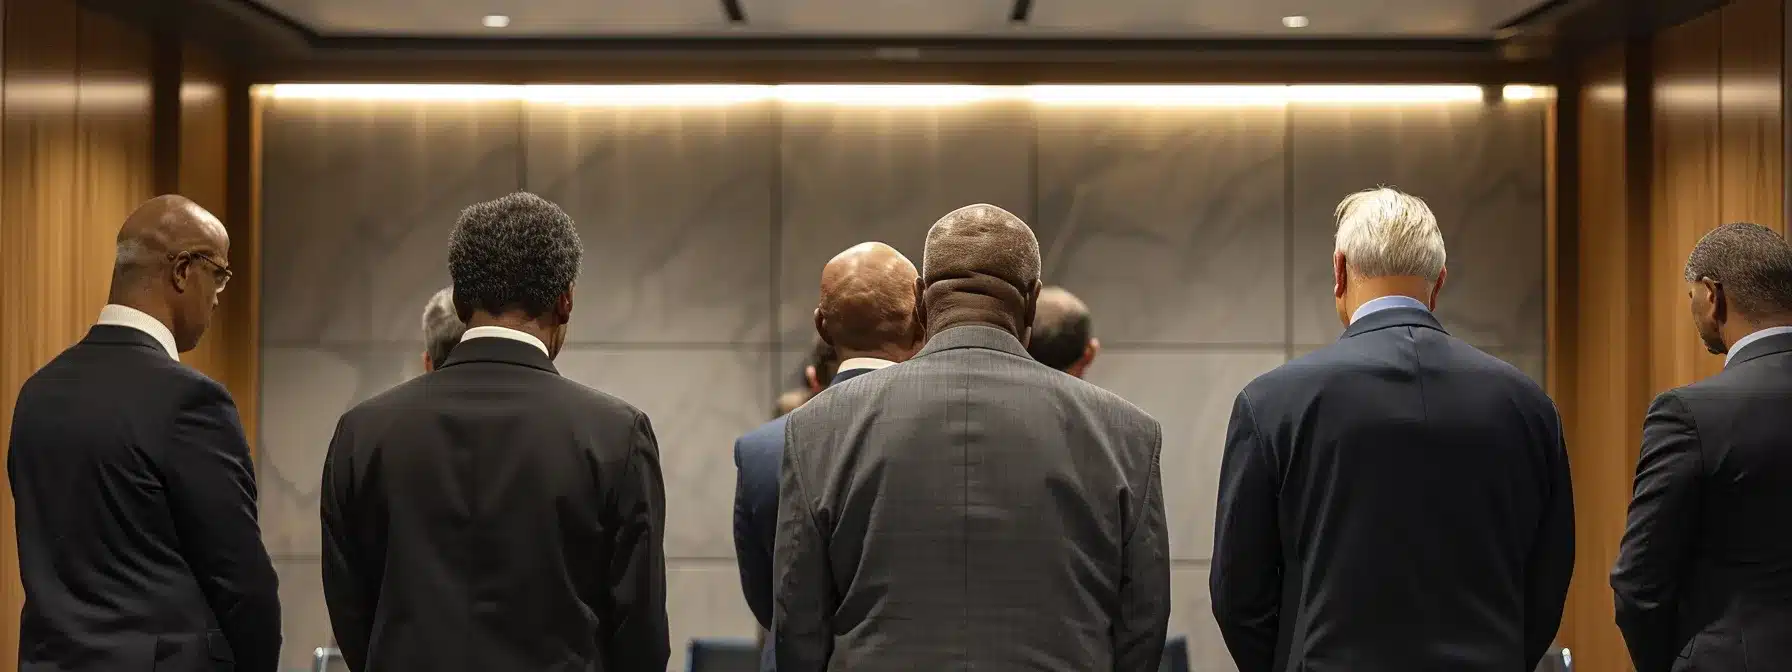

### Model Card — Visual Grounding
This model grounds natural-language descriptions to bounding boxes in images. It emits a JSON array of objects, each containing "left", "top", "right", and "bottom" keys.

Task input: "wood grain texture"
[
  {"left": 1720, "top": 0, "right": 1785, "bottom": 232},
  {"left": 1652, "top": 9, "right": 1725, "bottom": 395},
  {"left": 1560, "top": 44, "right": 1649, "bottom": 672}
]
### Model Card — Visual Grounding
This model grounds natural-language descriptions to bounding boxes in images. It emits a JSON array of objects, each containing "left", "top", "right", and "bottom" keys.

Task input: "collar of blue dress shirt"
[
  {"left": 460, "top": 325, "right": 550, "bottom": 358},
  {"left": 96, "top": 304, "right": 179, "bottom": 360},
  {"left": 1726, "top": 325, "right": 1792, "bottom": 365},
  {"left": 1349, "top": 295, "right": 1431, "bottom": 325}
]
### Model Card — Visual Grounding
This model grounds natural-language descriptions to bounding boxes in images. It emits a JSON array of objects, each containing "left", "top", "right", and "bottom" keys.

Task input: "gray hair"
[
  {"left": 420, "top": 286, "right": 465, "bottom": 370},
  {"left": 1684, "top": 222, "right": 1792, "bottom": 317},
  {"left": 1333, "top": 187, "right": 1447, "bottom": 281}
]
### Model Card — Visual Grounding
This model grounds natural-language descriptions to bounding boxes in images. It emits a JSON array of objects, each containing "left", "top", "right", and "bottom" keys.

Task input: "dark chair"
[
  {"left": 1159, "top": 635, "right": 1190, "bottom": 672},
  {"left": 686, "top": 637, "right": 761, "bottom": 672}
]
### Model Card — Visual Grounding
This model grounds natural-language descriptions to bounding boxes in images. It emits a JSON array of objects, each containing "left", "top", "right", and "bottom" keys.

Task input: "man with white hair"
[{"left": 1209, "top": 187, "right": 1574, "bottom": 672}]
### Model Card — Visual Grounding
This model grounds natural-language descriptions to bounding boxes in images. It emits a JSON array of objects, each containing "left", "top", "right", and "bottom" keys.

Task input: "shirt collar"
[
  {"left": 460, "top": 325, "right": 550, "bottom": 358},
  {"left": 1350, "top": 295, "right": 1431, "bottom": 324},
  {"left": 1726, "top": 325, "right": 1792, "bottom": 365},
  {"left": 96, "top": 304, "right": 179, "bottom": 360},
  {"left": 838, "top": 357, "right": 896, "bottom": 373}
]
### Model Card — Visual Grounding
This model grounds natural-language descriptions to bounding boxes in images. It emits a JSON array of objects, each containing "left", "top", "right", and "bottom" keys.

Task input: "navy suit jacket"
[
  {"left": 734, "top": 367, "right": 877, "bottom": 635},
  {"left": 1211, "top": 307, "right": 1574, "bottom": 672}
]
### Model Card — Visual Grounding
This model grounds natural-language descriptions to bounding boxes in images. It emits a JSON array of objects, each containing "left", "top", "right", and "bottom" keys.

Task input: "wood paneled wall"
[
  {"left": 0, "top": 1, "right": 253, "bottom": 668},
  {"left": 1556, "top": 0, "right": 1787, "bottom": 670}
]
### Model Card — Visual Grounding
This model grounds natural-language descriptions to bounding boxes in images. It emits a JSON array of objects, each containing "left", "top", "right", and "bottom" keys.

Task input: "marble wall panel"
[
  {"left": 525, "top": 102, "right": 777, "bottom": 345},
  {"left": 1034, "top": 105, "right": 1288, "bottom": 345}
]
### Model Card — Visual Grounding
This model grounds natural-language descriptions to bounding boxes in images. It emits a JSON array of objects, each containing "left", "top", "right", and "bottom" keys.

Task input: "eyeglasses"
[{"left": 169, "top": 250, "right": 233, "bottom": 292}]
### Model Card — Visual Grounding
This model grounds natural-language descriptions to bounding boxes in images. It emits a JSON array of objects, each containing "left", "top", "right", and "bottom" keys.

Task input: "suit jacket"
[
  {"left": 320, "top": 336, "right": 670, "bottom": 672},
  {"left": 774, "top": 325, "right": 1169, "bottom": 672},
  {"left": 7, "top": 325, "right": 281, "bottom": 672},
  {"left": 1211, "top": 307, "right": 1574, "bottom": 672},
  {"left": 733, "top": 367, "right": 877, "bottom": 631},
  {"left": 1612, "top": 331, "right": 1792, "bottom": 672}
]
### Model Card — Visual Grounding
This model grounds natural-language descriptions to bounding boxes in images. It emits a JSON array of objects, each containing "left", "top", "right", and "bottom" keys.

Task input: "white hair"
[{"left": 1333, "top": 187, "right": 1446, "bottom": 281}]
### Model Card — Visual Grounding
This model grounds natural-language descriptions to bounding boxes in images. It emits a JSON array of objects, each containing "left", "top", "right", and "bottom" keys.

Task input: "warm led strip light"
[{"left": 261, "top": 83, "right": 1550, "bottom": 106}]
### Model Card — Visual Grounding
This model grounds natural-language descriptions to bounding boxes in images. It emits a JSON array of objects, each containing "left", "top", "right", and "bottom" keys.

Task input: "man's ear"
[
  {"left": 1428, "top": 267, "right": 1448, "bottom": 309},
  {"left": 421, "top": 352, "right": 435, "bottom": 373},
  {"left": 170, "top": 252, "right": 194, "bottom": 294},
  {"left": 804, "top": 365, "right": 823, "bottom": 394},
  {"left": 1069, "top": 337, "right": 1099, "bottom": 379},
  {"left": 1705, "top": 277, "right": 1727, "bottom": 323},
  {"left": 814, "top": 308, "right": 833, "bottom": 347},
  {"left": 556, "top": 287, "right": 574, "bottom": 325},
  {"left": 1332, "top": 251, "right": 1348, "bottom": 300}
]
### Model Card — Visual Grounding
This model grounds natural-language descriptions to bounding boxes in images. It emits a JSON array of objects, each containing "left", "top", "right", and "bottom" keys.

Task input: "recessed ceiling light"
[
  {"left": 482, "top": 14, "right": 511, "bottom": 28},
  {"left": 1282, "top": 15, "right": 1310, "bottom": 29}
]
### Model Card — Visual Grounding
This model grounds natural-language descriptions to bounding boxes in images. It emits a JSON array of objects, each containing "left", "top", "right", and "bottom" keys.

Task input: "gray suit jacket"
[{"left": 773, "top": 325, "right": 1169, "bottom": 672}]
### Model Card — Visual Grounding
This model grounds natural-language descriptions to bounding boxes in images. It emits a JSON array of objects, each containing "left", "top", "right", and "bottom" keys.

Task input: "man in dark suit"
[
  {"left": 8, "top": 195, "right": 281, "bottom": 672},
  {"left": 734, "top": 242, "right": 922, "bottom": 665},
  {"left": 1211, "top": 187, "right": 1574, "bottom": 672},
  {"left": 321, "top": 192, "right": 669, "bottom": 672},
  {"left": 774, "top": 205, "right": 1169, "bottom": 671},
  {"left": 1613, "top": 222, "right": 1792, "bottom": 672},
  {"left": 1025, "top": 285, "right": 1099, "bottom": 378}
]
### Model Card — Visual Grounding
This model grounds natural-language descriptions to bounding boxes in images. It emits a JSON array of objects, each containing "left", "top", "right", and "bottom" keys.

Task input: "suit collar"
[
  {"left": 1342, "top": 306, "right": 1448, "bottom": 340},
  {"left": 915, "top": 324, "right": 1030, "bottom": 360},
  {"left": 1726, "top": 331, "right": 1792, "bottom": 368},
  {"left": 831, "top": 367, "right": 876, "bottom": 386},
  {"left": 83, "top": 324, "right": 173, "bottom": 357},
  {"left": 439, "top": 336, "right": 559, "bottom": 374}
]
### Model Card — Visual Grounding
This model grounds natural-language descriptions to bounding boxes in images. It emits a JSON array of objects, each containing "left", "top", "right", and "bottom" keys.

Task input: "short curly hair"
[
  {"left": 1684, "top": 222, "right": 1792, "bottom": 317},
  {"left": 448, "top": 192, "right": 583, "bottom": 319}
]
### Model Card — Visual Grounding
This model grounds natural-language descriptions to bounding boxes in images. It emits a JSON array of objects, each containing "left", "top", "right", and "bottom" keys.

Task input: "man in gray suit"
[{"left": 773, "top": 204, "right": 1169, "bottom": 671}]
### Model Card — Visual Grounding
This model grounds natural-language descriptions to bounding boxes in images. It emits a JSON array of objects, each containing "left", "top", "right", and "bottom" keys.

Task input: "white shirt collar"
[
  {"left": 460, "top": 325, "right": 550, "bottom": 358},
  {"left": 838, "top": 357, "right": 897, "bottom": 373},
  {"left": 1349, "top": 295, "right": 1431, "bottom": 324},
  {"left": 1726, "top": 325, "right": 1792, "bottom": 365},
  {"left": 96, "top": 304, "right": 179, "bottom": 360}
]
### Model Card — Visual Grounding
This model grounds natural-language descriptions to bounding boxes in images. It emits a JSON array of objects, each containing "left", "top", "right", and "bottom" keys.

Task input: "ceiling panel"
[
  {"left": 245, "top": 0, "right": 1553, "bottom": 38},
  {"left": 252, "top": 0, "right": 737, "bottom": 36},
  {"left": 1025, "top": 0, "right": 1547, "bottom": 37},
  {"left": 738, "top": 0, "right": 1014, "bottom": 34}
]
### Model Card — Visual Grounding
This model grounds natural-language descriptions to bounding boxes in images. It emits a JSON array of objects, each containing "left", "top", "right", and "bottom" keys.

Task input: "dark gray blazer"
[{"left": 773, "top": 325, "right": 1169, "bottom": 672}]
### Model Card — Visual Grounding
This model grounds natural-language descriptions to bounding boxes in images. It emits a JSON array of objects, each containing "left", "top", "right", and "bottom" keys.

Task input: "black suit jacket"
[
  {"left": 7, "top": 325, "right": 281, "bottom": 672},
  {"left": 1612, "top": 331, "right": 1792, "bottom": 672},
  {"left": 1211, "top": 307, "right": 1574, "bottom": 672},
  {"left": 320, "top": 336, "right": 669, "bottom": 672}
]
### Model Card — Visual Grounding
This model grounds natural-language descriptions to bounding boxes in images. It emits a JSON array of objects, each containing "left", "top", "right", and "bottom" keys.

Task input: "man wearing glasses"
[{"left": 7, "top": 195, "right": 281, "bottom": 672}]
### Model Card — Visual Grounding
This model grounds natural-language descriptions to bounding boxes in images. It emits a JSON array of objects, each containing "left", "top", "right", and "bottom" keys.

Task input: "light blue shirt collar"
[
  {"left": 1350, "top": 295, "right": 1431, "bottom": 324},
  {"left": 1726, "top": 325, "right": 1792, "bottom": 365}
]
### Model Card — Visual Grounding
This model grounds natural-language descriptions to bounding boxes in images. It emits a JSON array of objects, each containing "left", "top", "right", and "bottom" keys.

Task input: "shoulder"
[{"left": 736, "top": 416, "right": 787, "bottom": 461}]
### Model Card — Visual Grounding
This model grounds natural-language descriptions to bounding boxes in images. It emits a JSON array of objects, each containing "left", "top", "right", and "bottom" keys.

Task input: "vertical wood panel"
[
  {"left": 178, "top": 46, "right": 228, "bottom": 384},
  {"left": 1652, "top": 10, "right": 1725, "bottom": 396},
  {"left": 75, "top": 9, "right": 152, "bottom": 320},
  {"left": 0, "top": 0, "right": 80, "bottom": 665},
  {"left": 1720, "top": 0, "right": 1785, "bottom": 232},
  {"left": 1563, "top": 44, "right": 1648, "bottom": 672}
]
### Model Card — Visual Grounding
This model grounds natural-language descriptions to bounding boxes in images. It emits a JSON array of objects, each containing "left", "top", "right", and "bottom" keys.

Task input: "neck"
[
  {"left": 1346, "top": 276, "right": 1434, "bottom": 316},
  {"left": 836, "top": 347, "right": 898, "bottom": 364},
  {"left": 467, "top": 311, "right": 557, "bottom": 347},
  {"left": 106, "top": 290, "right": 175, "bottom": 331},
  {"left": 925, "top": 309, "right": 1019, "bottom": 341}
]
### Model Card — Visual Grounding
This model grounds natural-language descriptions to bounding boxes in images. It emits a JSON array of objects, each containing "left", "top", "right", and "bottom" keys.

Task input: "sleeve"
[
  {"left": 321, "top": 419, "right": 373, "bottom": 671},
  {"left": 1612, "top": 392, "right": 1702, "bottom": 672},
  {"left": 772, "top": 419, "right": 834, "bottom": 672},
  {"left": 1523, "top": 408, "right": 1576, "bottom": 670},
  {"left": 600, "top": 412, "right": 671, "bottom": 672},
  {"left": 1209, "top": 391, "right": 1282, "bottom": 672},
  {"left": 1114, "top": 424, "right": 1171, "bottom": 672},
  {"left": 734, "top": 438, "right": 775, "bottom": 630},
  {"left": 164, "top": 380, "right": 282, "bottom": 672}
]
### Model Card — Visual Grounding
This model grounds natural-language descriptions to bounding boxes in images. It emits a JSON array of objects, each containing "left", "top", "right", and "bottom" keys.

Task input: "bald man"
[
  {"left": 8, "top": 195, "right": 281, "bottom": 672},
  {"left": 774, "top": 206, "right": 1168, "bottom": 671},
  {"left": 734, "top": 243, "right": 921, "bottom": 665},
  {"left": 1027, "top": 286, "right": 1100, "bottom": 377}
]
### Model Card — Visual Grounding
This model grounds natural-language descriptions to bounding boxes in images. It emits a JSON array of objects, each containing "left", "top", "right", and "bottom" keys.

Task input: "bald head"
[
  {"left": 1028, "top": 286, "right": 1098, "bottom": 375},
  {"left": 111, "top": 194, "right": 230, "bottom": 351},
  {"left": 815, "top": 242, "right": 922, "bottom": 359},
  {"left": 918, "top": 204, "right": 1042, "bottom": 338}
]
